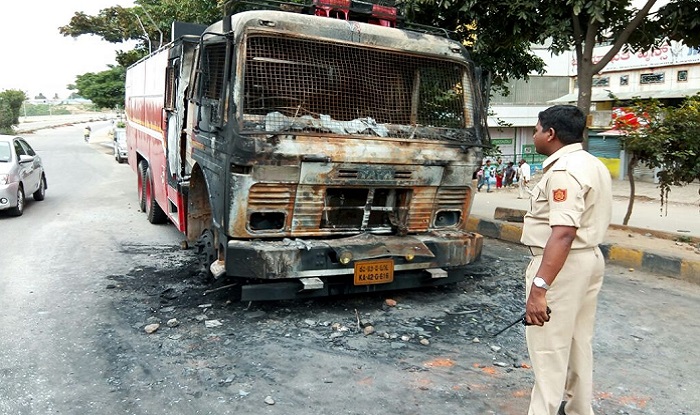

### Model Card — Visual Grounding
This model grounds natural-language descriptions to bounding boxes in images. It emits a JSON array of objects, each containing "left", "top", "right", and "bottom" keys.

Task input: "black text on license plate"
[{"left": 354, "top": 259, "right": 394, "bottom": 285}]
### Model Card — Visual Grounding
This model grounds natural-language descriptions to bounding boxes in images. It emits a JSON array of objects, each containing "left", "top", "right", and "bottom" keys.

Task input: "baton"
[{"left": 489, "top": 307, "right": 551, "bottom": 337}]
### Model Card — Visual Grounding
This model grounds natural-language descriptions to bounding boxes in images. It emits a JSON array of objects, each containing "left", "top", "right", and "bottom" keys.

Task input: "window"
[
  {"left": 14, "top": 140, "right": 26, "bottom": 157},
  {"left": 0, "top": 142, "right": 11, "bottom": 162},
  {"left": 18, "top": 139, "right": 36, "bottom": 156},
  {"left": 201, "top": 43, "right": 227, "bottom": 100},
  {"left": 640, "top": 73, "right": 665, "bottom": 84},
  {"left": 242, "top": 35, "right": 471, "bottom": 137},
  {"left": 620, "top": 75, "right": 629, "bottom": 86},
  {"left": 678, "top": 70, "right": 688, "bottom": 82},
  {"left": 592, "top": 77, "right": 610, "bottom": 87},
  {"left": 195, "top": 41, "right": 229, "bottom": 130}
]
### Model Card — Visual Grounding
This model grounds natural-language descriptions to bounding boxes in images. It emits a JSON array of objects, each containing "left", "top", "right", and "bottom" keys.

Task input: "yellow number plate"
[{"left": 354, "top": 259, "right": 394, "bottom": 285}]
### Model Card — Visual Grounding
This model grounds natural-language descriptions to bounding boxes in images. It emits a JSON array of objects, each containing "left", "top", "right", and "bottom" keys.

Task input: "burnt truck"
[{"left": 124, "top": 0, "right": 489, "bottom": 301}]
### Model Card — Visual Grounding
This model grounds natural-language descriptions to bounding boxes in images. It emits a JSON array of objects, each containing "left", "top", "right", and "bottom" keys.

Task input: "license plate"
[{"left": 354, "top": 259, "right": 394, "bottom": 285}]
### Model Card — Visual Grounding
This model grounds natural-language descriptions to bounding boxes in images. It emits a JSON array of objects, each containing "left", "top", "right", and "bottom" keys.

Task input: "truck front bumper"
[{"left": 225, "top": 230, "right": 483, "bottom": 301}]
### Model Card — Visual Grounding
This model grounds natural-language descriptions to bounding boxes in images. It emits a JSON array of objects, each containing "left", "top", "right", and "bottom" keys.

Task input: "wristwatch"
[{"left": 533, "top": 276, "right": 550, "bottom": 290}]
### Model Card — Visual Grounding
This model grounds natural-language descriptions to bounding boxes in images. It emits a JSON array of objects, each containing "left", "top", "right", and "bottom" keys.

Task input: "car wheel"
[
  {"left": 145, "top": 166, "right": 167, "bottom": 224},
  {"left": 8, "top": 186, "right": 25, "bottom": 216},
  {"left": 33, "top": 175, "right": 46, "bottom": 201},
  {"left": 137, "top": 161, "right": 147, "bottom": 212}
]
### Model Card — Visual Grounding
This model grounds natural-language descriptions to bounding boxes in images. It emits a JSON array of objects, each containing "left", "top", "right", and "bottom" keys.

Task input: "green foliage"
[
  {"left": 0, "top": 89, "right": 27, "bottom": 133},
  {"left": 401, "top": 0, "right": 547, "bottom": 88},
  {"left": 405, "top": 0, "right": 699, "bottom": 129},
  {"left": 22, "top": 104, "right": 72, "bottom": 117},
  {"left": 59, "top": 1, "right": 223, "bottom": 51},
  {"left": 58, "top": 0, "right": 700, "bottom": 121},
  {"left": 620, "top": 95, "right": 700, "bottom": 207},
  {"left": 73, "top": 66, "right": 127, "bottom": 109}
]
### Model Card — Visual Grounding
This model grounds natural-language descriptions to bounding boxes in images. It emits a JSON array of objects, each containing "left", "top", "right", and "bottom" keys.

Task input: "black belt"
[{"left": 528, "top": 246, "right": 597, "bottom": 256}]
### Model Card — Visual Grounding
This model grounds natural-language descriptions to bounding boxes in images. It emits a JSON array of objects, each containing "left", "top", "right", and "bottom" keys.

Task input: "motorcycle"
[{"left": 83, "top": 127, "right": 91, "bottom": 142}]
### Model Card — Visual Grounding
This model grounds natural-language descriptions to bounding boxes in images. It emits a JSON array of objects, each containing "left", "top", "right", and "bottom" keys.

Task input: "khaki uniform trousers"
[{"left": 525, "top": 247, "right": 604, "bottom": 415}]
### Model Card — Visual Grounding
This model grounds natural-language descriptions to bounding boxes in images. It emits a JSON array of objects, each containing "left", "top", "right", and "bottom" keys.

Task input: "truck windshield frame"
[{"left": 237, "top": 33, "right": 476, "bottom": 141}]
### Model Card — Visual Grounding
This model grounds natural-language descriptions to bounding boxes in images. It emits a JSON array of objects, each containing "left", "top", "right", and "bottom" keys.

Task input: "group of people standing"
[{"left": 476, "top": 156, "right": 531, "bottom": 198}]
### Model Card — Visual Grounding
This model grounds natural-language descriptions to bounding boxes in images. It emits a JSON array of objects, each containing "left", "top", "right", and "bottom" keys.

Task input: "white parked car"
[
  {"left": 0, "top": 135, "right": 47, "bottom": 216},
  {"left": 113, "top": 128, "right": 128, "bottom": 163}
]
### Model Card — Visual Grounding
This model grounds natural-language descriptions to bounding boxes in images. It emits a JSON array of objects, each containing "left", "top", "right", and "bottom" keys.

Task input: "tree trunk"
[
  {"left": 623, "top": 154, "right": 638, "bottom": 226},
  {"left": 576, "top": 49, "right": 595, "bottom": 151}
]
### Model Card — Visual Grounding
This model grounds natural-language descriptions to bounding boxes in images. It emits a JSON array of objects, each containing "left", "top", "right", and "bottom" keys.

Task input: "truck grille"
[
  {"left": 242, "top": 34, "right": 472, "bottom": 139},
  {"left": 250, "top": 184, "right": 469, "bottom": 235},
  {"left": 248, "top": 184, "right": 296, "bottom": 210},
  {"left": 320, "top": 188, "right": 410, "bottom": 231},
  {"left": 436, "top": 187, "right": 469, "bottom": 210}
]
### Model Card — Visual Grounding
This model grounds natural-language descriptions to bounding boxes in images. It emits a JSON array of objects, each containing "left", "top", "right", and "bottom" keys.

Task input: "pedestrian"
[
  {"left": 477, "top": 159, "right": 493, "bottom": 192},
  {"left": 504, "top": 161, "right": 516, "bottom": 187},
  {"left": 521, "top": 105, "right": 612, "bottom": 415},
  {"left": 494, "top": 157, "right": 504, "bottom": 189},
  {"left": 83, "top": 125, "right": 92, "bottom": 142},
  {"left": 517, "top": 158, "right": 531, "bottom": 198}
]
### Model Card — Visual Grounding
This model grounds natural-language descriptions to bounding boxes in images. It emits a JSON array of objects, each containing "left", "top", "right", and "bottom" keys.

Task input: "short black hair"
[{"left": 538, "top": 105, "right": 585, "bottom": 145}]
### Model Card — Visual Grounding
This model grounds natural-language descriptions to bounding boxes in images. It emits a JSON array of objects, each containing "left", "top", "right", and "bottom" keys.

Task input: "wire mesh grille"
[
  {"left": 242, "top": 34, "right": 474, "bottom": 140},
  {"left": 202, "top": 43, "right": 227, "bottom": 100}
]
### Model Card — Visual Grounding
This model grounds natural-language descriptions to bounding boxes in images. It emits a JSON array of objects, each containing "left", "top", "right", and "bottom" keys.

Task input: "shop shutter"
[{"left": 588, "top": 135, "right": 620, "bottom": 158}]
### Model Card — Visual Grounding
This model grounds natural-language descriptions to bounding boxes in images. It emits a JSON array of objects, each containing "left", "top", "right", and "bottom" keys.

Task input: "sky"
[{"left": 0, "top": 0, "right": 136, "bottom": 100}]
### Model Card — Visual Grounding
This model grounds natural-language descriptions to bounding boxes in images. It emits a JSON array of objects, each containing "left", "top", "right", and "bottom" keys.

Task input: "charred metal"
[{"left": 125, "top": 4, "right": 489, "bottom": 300}]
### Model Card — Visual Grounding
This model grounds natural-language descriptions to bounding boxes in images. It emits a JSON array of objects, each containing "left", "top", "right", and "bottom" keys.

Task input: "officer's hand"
[{"left": 525, "top": 291, "right": 550, "bottom": 326}]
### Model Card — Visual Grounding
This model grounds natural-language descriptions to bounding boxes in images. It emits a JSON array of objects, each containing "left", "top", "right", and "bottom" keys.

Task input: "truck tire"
[
  {"left": 195, "top": 229, "right": 217, "bottom": 282},
  {"left": 137, "top": 161, "right": 147, "bottom": 212},
  {"left": 145, "top": 166, "right": 168, "bottom": 224}
]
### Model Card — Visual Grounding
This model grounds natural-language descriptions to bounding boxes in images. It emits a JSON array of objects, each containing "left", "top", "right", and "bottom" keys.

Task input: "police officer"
[{"left": 521, "top": 105, "right": 612, "bottom": 415}]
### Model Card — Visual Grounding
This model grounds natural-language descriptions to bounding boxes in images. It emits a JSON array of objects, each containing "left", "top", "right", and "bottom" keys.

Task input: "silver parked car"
[
  {"left": 113, "top": 128, "right": 127, "bottom": 163},
  {"left": 0, "top": 135, "right": 47, "bottom": 216}
]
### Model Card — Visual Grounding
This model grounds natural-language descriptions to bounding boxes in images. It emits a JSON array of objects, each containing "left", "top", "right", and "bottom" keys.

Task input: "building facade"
[{"left": 489, "top": 41, "right": 700, "bottom": 181}]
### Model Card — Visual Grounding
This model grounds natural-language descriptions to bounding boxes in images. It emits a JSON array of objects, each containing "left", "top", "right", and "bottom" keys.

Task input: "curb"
[{"left": 467, "top": 215, "right": 700, "bottom": 285}]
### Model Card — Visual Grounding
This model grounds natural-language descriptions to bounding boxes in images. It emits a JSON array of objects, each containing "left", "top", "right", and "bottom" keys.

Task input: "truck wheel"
[
  {"left": 145, "top": 166, "right": 167, "bottom": 224},
  {"left": 195, "top": 229, "right": 217, "bottom": 281},
  {"left": 137, "top": 161, "right": 147, "bottom": 212}
]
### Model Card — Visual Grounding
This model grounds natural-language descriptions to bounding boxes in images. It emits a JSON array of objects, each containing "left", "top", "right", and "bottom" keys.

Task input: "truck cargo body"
[{"left": 125, "top": 8, "right": 486, "bottom": 300}]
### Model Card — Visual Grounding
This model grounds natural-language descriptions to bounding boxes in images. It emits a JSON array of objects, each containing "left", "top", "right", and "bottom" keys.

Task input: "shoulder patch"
[{"left": 552, "top": 188, "right": 567, "bottom": 202}]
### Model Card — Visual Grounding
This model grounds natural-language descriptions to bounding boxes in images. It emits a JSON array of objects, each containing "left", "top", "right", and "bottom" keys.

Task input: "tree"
[
  {"left": 395, "top": 1, "right": 550, "bottom": 90},
  {"left": 617, "top": 95, "right": 700, "bottom": 224},
  {"left": 409, "top": 0, "right": 700, "bottom": 146},
  {"left": 71, "top": 66, "right": 127, "bottom": 109},
  {"left": 59, "top": 1, "right": 223, "bottom": 53},
  {"left": 0, "top": 90, "right": 27, "bottom": 134},
  {"left": 60, "top": 0, "right": 700, "bottom": 126},
  {"left": 60, "top": 0, "right": 546, "bottom": 96},
  {"left": 60, "top": 1, "right": 227, "bottom": 108}
]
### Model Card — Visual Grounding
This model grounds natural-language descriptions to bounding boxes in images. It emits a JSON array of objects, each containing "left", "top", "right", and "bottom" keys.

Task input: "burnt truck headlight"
[
  {"left": 249, "top": 211, "right": 286, "bottom": 231},
  {"left": 434, "top": 210, "right": 461, "bottom": 227}
]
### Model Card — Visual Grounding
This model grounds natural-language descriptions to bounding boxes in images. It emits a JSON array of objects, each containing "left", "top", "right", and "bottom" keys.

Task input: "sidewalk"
[{"left": 468, "top": 178, "right": 700, "bottom": 285}]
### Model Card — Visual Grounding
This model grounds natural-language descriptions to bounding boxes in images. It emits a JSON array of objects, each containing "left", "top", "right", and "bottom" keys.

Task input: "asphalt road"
[
  {"left": 0, "top": 123, "right": 186, "bottom": 413},
  {"left": 1, "top": 124, "right": 699, "bottom": 415}
]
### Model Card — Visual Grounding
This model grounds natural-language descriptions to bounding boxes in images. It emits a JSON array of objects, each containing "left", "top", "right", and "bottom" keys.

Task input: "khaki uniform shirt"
[{"left": 521, "top": 143, "right": 612, "bottom": 249}]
